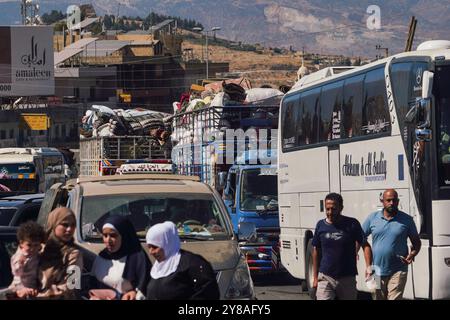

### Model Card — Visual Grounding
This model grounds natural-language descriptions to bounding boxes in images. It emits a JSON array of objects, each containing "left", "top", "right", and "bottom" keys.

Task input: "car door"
[{"left": 0, "top": 232, "right": 17, "bottom": 289}]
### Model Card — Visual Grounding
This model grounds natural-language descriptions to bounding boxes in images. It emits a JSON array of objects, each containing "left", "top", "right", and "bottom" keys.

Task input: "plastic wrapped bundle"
[{"left": 245, "top": 88, "right": 283, "bottom": 103}]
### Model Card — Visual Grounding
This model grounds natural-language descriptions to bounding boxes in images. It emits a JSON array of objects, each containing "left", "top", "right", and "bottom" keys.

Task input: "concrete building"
[
  {"left": 0, "top": 19, "right": 231, "bottom": 149},
  {"left": 0, "top": 105, "right": 83, "bottom": 149}
]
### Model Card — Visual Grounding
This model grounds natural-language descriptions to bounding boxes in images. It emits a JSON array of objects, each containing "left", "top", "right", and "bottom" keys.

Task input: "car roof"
[
  {"left": 75, "top": 174, "right": 200, "bottom": 183},
  {"left": 0, "top": 193, "right": 45, "bottom": 201},
  {"left": 80, "top": 177, "right": 213, "bottom": 196},
  {"left": 0, "top": 193, "right": 44, "bottom": 207}
]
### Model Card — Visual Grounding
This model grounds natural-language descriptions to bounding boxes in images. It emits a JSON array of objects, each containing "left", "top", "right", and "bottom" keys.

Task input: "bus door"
[{"left": 328, "top": 145, "right": 341, "bottom": 194}]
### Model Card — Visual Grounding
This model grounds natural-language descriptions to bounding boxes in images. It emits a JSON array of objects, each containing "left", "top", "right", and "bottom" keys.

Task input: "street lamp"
[{"left": 193, "top": 26, "right": 221, "bottom": 79}]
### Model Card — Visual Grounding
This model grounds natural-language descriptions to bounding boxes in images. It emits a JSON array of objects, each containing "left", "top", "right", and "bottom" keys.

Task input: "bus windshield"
[
  {"left": 0, "top": 163, "right": 37, "bottom": 193},
  {"left": 436, "top": 65, "right": 450, "bottom": 187},
  {"left": 240, "top": 168, "right": 278, "bottom": 212}
]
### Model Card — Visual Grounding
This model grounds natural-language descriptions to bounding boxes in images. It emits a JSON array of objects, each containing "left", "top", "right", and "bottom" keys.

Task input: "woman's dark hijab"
[{"left": 99, "top": 215, "right": 151, "bottom": 295}]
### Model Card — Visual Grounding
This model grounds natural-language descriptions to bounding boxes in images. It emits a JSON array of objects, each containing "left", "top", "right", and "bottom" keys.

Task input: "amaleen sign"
[{"left": 0, "top": 26, "right": 54, "bottom": 97}]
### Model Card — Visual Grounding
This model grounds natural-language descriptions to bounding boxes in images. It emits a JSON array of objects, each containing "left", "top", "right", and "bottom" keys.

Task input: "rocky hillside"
[{"left": 1, "top": 0, "right": 449, "bottom": 56}]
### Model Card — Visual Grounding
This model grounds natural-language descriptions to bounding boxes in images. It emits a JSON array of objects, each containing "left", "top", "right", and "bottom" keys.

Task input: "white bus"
[{"left": 278, "top": 40, "right": 450, "bottom": 299}]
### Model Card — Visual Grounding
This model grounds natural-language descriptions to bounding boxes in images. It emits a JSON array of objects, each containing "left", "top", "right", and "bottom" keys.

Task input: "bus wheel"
[{"left": 305, "top": 239, "right": 316, "bottom": 299}]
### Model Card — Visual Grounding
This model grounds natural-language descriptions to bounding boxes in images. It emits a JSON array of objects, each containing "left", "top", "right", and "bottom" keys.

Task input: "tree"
[
  {"left": 104, "top": 15, "right": 113, "bottom": 29},
  {"left": 53, "top": 21, "right": 67, "bottom": 32},
  {"left": 42, "top": 10, "right": 65, "bottom": 24},
  {"left": 91, "top": 22, "right": 103, "bottom": 35}
]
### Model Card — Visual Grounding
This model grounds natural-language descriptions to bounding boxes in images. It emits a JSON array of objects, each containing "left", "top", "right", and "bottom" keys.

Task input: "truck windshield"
[
  {"left": 80, "top": 193, "right": 230, "bottom": 241},
  {"left": 0, "top": 163, "right": 37, "bottom": 193},
  {"left": 435, "top": 65, "right": 450, "bottom": 187},
  {"left": 240, "top": 168, "right": 278, "bottom": 212}
]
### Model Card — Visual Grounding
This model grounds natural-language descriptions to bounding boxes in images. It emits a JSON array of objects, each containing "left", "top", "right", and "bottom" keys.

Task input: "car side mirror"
[{"left": 218, "top": 171, "right": 227, "bottom": 188}]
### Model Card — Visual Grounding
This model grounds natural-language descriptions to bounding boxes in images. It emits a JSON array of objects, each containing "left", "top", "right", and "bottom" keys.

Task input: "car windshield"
[
  {"left": 80, "top": 193, "right": 231, "bottom": 241},
  {"left": 0, "top": 208, "right": 17, "bottom": 226},
  {"left": 240, "top": 168, "right": 278, "bottom": 212}
]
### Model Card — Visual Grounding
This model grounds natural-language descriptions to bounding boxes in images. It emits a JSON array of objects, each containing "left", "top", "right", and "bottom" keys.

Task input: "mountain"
[{"left": 1, "top": 0, "right": 449, "bottom": 56}]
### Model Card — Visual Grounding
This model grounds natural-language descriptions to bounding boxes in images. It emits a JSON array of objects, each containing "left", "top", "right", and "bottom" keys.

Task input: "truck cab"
[{"left": 220, "top": 149, "right": 280, "bottom": 272}]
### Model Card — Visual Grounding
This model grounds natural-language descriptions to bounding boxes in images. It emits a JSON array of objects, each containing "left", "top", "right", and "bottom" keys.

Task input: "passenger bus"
[
  {"left": 278, "top": 40, "right": 450, "bottom": 299},
  {"left": 0, "top": 148, "right": 65, "bottom": 197}
]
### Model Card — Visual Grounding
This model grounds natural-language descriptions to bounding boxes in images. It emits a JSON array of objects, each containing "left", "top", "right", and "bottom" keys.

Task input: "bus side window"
[
  {"left": 342, "top": 73, "right": 365, "bottom": 138},
  {"left": 281, "top": 97, "right": 298, "bottom": 150},
  {"left": 391, "top": 61, "right": 428, "bottom": 132},
  {"left": 320, "top": 81, "right": 344, "bottom": 142},
  {"left": 299, "top": 88, "right": 321, "bottom": 145},
  {"left": 362, "top": 67, "right": 390, "bottom": 135}
]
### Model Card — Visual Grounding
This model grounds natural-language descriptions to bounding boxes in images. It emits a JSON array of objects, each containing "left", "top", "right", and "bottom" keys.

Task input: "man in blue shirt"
[
  {"left": 362, "top": 189, "right": 421, "bottom": 300},
  {"left": 312, "top": 193, "right": 372, "bottom": 300}
]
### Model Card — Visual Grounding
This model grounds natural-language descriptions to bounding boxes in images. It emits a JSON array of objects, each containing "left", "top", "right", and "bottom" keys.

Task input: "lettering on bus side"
[{"left": 342, "top": 152, "right": 387, "bottom": 181}]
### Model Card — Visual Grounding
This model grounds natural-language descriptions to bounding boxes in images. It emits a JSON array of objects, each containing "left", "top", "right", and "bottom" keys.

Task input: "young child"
[{"left": 9, "top": 221, "right": 46, "bottom": 296}]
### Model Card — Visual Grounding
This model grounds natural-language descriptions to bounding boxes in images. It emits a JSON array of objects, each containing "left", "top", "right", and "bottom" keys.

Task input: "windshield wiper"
[
  {"left": 178, "top": 234, "right": 211, "bottom": 241},
  {"left": 256, "top": 208, "right": 278, "bottom": 215}
]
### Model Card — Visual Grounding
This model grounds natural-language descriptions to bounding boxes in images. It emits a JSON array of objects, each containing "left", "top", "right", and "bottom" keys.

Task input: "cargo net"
[{"left": 101, "top": 136, "right": 169, "bottom": 160}]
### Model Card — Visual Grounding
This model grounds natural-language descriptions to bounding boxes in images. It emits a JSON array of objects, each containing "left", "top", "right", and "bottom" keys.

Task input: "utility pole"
[
  {"left": 205, "top": 32, "right": 209, "bottom": 79},
  {"left": 193, "top": 27, "right": 221, "bottom": 79},
  {"left": 376, "top": 44, "right": 389, "bottom": 59},
  {"left": 21, "top": 0, "right": 40, "bottom": 25},
  {"left": 116, "top": 2, "right": 121, "bottom": 35},
  {"left": 405, "top": 16, "right": 418, "bottom": 52}
]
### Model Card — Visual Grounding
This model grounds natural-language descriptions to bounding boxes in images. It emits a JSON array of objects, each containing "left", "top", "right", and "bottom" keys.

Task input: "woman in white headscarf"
[{"left": 145, "top": 221, "right": 220, "bottom": 300}]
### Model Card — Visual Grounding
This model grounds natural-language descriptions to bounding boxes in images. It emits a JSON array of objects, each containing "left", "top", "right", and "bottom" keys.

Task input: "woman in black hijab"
[{"left": 88, "top": 215, "right": 151, "bottom": 300}]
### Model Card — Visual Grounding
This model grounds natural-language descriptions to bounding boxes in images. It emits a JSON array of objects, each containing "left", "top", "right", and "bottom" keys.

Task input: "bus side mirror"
[
  {"left": 405, "top": 97, "right": 432, "bottom": 131},
  {"left": 406, "top": 71, "right": 434, "bottom": 128},
  {"left": 415, "top": 128, "right": 432, "bottom": 142},
  {"left": 405, "top": 104, "right": 418, "bottom": 124},
  {"left": 422, "top": 71, "right": 434, "bottom": 100}
]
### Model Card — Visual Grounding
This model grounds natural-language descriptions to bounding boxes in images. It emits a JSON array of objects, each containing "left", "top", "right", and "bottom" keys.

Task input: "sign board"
[
  {"left": 260, "top": 167, "right": 277, "bottom": 175},
  {"left": 0, "top": 26, "right": 54, "bottom": 97},
  {"left": 20, "top": 113, "right": 49, "bottom": 130},
  {"left": 117, "top": 163, "right": 173, "bottom": 174},
  {"left": 119, "top": 93, "right": 131, "bottom": 103}
]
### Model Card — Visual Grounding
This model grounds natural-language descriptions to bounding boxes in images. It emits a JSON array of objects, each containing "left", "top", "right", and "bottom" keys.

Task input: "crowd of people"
[
  {"left": 6, "top": 210, "right": 219, "bottom": 300},
  {"left": 4, "top": 187, "right": 421, "bottom": 300},
  {"left": 311, "top": 189, "right": 421, "bottom": 300}
]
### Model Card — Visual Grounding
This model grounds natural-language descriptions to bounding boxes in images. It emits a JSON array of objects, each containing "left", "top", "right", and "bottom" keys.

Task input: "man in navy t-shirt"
[{"left": 312, "top": 193, "right": 372, "bottom": 300}]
